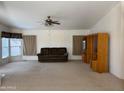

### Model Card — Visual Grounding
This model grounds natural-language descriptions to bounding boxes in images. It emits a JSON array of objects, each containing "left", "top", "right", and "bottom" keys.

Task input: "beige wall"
[
  {"left": 91, "top": 3, "right": 124, "bottom": 79},
  {"left": 120, "top": 2, "right": 124, "bottom": 80},
  {"left": 12, "top": 29, "right": 90, "bottom": 60}
]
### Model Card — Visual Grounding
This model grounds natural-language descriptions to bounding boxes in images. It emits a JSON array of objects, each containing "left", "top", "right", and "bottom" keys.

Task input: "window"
[
  {"left": 10, "top": 39, "right": 22, "bottom": 56},
  {"left": 2, "top": 38, "right": 9, "bottom": 58}
]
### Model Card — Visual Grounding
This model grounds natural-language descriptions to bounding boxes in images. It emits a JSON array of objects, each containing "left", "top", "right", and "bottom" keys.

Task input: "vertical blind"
[
  {"left": 73, "top": 35, "right": 84, "bottom": 55},
  {"left": 23, "top": 35, "right": 37, "bottom": 55}
]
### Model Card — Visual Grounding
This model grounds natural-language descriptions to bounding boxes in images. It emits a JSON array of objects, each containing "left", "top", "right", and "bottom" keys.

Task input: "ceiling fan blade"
[
  {"left": 51, "top": 21, "right": 60, "bottom": 25},
  {"left": 53, "top": 21, "right": 58, "bottom": 23},
  {"left": 55, "top": 23, "right": 60, "bottom": 25}
]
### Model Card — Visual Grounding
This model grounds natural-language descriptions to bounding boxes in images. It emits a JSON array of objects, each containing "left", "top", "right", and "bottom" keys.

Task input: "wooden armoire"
[
  {"left": 81, "top": 36, "right": 87, "bottom": 64},
  {"left": 86, "top": 35, "right": 93, "bottom": 64},
  {"left": 82, "top": 33, "right": 109, "bottom": 73}
]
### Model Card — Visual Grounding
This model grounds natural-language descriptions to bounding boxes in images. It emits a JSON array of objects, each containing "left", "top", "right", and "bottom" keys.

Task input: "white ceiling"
[{"left": 0, "top": 1, "right": 119, "bottom": 30}]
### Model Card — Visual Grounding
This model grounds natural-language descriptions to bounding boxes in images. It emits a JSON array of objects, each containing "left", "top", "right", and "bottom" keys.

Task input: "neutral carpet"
[{"left": 0, "top": 61, "right": 123, "bottom": 91}]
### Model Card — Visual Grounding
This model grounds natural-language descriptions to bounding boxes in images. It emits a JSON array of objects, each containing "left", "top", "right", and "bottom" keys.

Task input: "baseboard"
[{"left": 68, "top": 59, "right": 82, "bottom": 61}]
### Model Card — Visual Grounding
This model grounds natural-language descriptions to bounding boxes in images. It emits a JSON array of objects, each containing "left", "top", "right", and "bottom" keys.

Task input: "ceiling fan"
[{"left": 45, "top": 16, "right": 60, "bottom": 26}]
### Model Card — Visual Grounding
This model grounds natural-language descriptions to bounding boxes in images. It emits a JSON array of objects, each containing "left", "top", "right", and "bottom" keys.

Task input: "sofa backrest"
[
  {"left": 41, "top": 47, "right": 67, "bottom": 55},
  {"left": 41, "top": 48, "right": 49, "bottom": 55},
  {"left": 56, "top": 48, "right": 67, "bottom": 55}
]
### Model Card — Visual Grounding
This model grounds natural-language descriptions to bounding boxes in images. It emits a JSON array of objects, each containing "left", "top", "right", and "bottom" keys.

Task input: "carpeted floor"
[{"left": 0, "top": 60, "right": 123, "bottom": 91}]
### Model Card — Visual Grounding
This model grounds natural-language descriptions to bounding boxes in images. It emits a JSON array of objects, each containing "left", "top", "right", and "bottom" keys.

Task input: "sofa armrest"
[
  {"left": 64, "top": 52, "right": 68, "bottom": 56},
  {"left": 37, "top": 53, "right": 43, "bottom": 56}
]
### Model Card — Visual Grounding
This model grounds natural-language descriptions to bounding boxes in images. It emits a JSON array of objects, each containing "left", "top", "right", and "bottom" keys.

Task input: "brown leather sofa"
[{"left": 37, "top": 47, "right": 68, "bottom": 62}]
